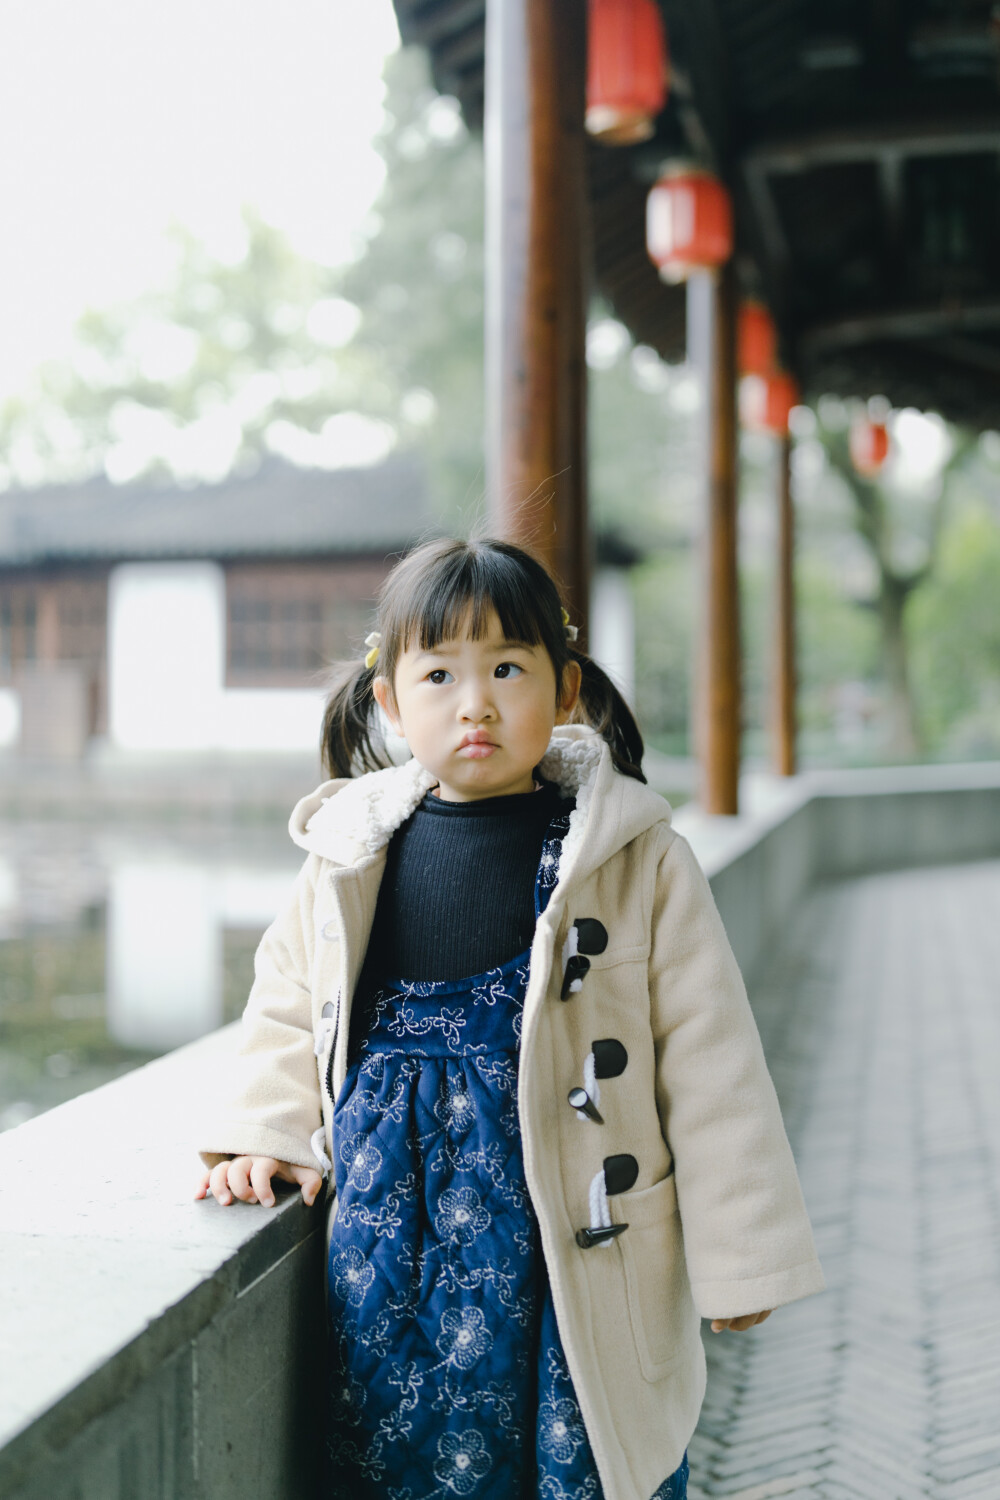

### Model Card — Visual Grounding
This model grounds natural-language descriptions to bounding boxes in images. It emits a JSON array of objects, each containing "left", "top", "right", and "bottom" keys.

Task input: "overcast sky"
[{"left": 0, "top": 0, "right": 400, "bottom": 401}]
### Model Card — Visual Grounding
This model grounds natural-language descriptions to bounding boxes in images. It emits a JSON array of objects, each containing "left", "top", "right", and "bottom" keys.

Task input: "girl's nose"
[{"left": 459, "top": 681, "right": 496, "bottom": 721}]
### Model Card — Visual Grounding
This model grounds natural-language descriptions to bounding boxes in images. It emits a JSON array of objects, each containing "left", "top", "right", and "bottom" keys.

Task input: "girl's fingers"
[
  {"left": 199, "top": 1156, "right": 324, "bottom": 1210},
  {"left": 273, "top": 1159, "right": 323, "bottom": 1206},
  {"left": 209, "top": 1159, "right": 235, "bottom": 1206},
  {"left": 289, "top": 1165, "right": 324, "bottom": 1206},
  {"left": 710, "top": 1310, "right": 774, "bottom": 1332},
  {"left": 250, "top": 1158, "right": 277, "bottom": 1208},
  {"left": 227, "top": 1157, "right": 258, "bottom": 1203}
]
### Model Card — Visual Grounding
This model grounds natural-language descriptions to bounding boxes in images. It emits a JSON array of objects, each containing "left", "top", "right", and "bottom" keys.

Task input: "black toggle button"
[
  {"left": 567, "top": 1086, "right": 604, "bottom": 1124},
  {"left": 576, "top": 1223, "right": 629, "bottom": 1249},
  {"left": 574, "top": 918, "right": 609, "bottom": 956},
  {"left": 560, "top": 953, "right": 591, "bottom": 1000},
  {"left": 591, "top": 1039, "right": 628, "bottom": 1079},
  {"left": 603, "top": 1153, "right": 639, "bottom": 1196}
]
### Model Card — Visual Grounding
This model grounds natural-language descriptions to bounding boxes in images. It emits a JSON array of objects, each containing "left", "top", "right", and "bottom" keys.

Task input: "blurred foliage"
[
  {"left": 630, "top": 549, "right": 694, "bottom": 754},
  {"left": 335, "top": 51, "right": 486, "bottom": 525},
  {"left": 909, "top": 504, "right": 1000, "bottom": 755},
  {"left": 0, "top": 211, "right": 344, "bottom": 485},
  {"left": 0, "top": 48, "right": 484, "bottom": 502}
]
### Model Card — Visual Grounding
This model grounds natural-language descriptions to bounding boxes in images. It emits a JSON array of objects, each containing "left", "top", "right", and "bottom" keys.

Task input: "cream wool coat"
[{"left": 201, "top": 725, "right": 825, "bottom": 1500}]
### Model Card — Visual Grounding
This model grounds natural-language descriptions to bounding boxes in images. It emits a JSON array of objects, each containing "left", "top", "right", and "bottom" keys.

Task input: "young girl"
[{"left": 197, "top": 537, "right": 824, "bottom": 1500}]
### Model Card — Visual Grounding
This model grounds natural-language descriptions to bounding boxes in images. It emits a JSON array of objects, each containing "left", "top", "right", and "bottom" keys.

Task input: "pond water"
[{"left": 0, "top": 818, "right": 303, "bottom": 1131}]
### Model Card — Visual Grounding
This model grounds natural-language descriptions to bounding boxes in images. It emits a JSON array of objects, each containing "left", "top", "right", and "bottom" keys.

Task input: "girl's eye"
[
  {"left": 427, "top": 669, "right": 454, "bottom": 685},
  {"left": 494, "top": 662, "right": 524, "bottom": 680}
]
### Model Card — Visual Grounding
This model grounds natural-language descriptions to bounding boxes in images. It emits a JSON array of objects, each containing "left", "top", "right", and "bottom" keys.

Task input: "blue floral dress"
[{"left": 326, "top": 809, "right": 688, "bottom": 1500}]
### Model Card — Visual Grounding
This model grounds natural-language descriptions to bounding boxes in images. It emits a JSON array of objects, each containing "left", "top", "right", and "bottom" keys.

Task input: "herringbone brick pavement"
[{"left": 686, "top": 859, "right": 1000, "bottom": 1500}]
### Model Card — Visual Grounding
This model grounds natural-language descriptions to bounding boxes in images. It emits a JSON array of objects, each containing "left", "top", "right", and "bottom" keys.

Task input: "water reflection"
[{"left": 0, "top": 819, "right": 302, "bottom": 1129}]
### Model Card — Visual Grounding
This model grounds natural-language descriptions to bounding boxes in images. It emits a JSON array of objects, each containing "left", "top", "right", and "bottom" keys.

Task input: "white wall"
[
  {"left": 589, "top": 566, "right": 636, "bottom": 707},
  {"left": 107, "top": 560, "right": 326, "bottom": 753},
  {"left": 104, "top": 855, "right": 299, "bottom": 1053},
  {"left": 0, "top": 687, "right": 20, "bottom": 749},
  {"left": 106, "top": 860, "right": 223, "bottom": 1051}
]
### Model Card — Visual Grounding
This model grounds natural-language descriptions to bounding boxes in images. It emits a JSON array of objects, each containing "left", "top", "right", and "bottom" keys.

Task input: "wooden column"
[
  {"left": 773, "top": 432, "right": 797, "bottom": 775},
  {"left": 687, "top": 263, "right": 741, "bottom": 814},
  {"left": 484, "top": 0, "right": 591, "bottom": 631}
]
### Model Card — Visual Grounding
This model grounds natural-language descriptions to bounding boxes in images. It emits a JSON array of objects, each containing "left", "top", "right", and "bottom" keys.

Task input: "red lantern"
[
  {"left": 587, "top": 0, "right": 669, "bottom": 145},
  {"left": 740, "top": 372, "right": 799, "bottom": 436},
  {"left": 738, "top": 300, "right": 777, "bottom": 377},
  {"left": 850, "top": 418, "right": 890, "bottom": 476},
  {"left": 646, "top": 165, "right": 733, "bottom": 284}
]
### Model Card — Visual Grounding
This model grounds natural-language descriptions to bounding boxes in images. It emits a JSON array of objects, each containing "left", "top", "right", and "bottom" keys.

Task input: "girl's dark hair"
[{"left": 320, "top": 537, "right": 645, "bottom": 783}]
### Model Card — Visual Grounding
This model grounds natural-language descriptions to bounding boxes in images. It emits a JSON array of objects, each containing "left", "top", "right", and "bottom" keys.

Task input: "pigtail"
[
  {"left": 320, "top": 659, "right": 392, "bottom": 779},
  {"left": 570, "top": 647, "right": 647, "bottom": 783}
]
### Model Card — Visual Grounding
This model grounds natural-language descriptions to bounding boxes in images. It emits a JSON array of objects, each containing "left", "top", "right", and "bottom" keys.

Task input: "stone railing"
[{"left": 2, "top": 762, "right": 998, "bottom": 1499}]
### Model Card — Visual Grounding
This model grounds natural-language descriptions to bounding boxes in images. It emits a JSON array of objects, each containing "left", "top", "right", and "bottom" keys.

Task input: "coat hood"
[{"left": 288, "top": 725, "right": 672, "bottom": 889}]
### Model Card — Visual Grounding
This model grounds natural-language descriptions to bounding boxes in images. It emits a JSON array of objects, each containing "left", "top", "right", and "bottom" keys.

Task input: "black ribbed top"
[{"left": 358, "top": 779, "right": 567, "bottom": 986}]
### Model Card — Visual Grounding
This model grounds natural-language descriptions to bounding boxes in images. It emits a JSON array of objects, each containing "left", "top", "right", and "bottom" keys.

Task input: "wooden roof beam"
[
  {"left": 803, "top": 300, "right": 1000, "bottom": 354},
  {"left": 744, "top": 117, "right": 1000, "bottom": 174}
]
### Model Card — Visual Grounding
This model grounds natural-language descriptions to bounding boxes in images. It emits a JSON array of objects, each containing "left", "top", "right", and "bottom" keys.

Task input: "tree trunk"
[{"left": 879, "top": 574, "right": 920, "bottom": 757}]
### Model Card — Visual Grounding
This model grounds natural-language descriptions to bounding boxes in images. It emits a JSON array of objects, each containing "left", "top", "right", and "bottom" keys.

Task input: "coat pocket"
[{"left": 612, "top": 1173, "right": 697, "bottom": 1382}]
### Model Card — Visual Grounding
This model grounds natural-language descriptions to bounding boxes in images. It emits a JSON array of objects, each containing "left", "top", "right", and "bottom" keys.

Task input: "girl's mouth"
[{"left": 457, "top": 732, "right": 498, "bottom": 758}]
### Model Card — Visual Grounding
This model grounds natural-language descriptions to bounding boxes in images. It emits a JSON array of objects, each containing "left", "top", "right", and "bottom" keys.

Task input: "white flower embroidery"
[
  {"left": 433, "top": 1429, "right": 492, "bottom": 1494},
  {"left": 435, "top": 1186, "right": 490, "bottom": 1247},
  {"left": 331, "top": 1247, "right": 375, "bottom": 1306},
  {"left": 436, "top": 1307, "right": 493, "bottom": 1370},
  {"left": 434, "top": 1079, "right": 477, "bottom": 1131},
  {"left": 340, "top": 1131, "right": 383, "bottom": 1191},
  {"left": 538, "top": 1396, "right": 585, "bottom": 1464},
  {"left": 538, "top": 843, "right": 560, "bottom": 888}
]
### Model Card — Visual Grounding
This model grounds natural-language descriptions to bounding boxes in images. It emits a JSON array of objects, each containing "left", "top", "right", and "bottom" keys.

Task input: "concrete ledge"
[
  {"left": 0, "top": 1027, "right": 325, "bottom": 1500},
  {"left": 2, "top": 760, "right": 999, "bottom": 1496}
]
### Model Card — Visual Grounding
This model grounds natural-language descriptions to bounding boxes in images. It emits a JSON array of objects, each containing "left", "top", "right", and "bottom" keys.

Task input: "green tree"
[
  {"left": 0, "top": 46, "right": 486, "bottom": 506},
  {"left": 336, "top": 47, "right": 486, "bottom": 525},
  {"left": 908, "top": 504, "right": 1000, "bottom": 754},
  {"left": 0, "top": 210, "right": 366, "bottom": 486},
  {"left": 805, "top": 407, "right": 975, "bottom": 757}
]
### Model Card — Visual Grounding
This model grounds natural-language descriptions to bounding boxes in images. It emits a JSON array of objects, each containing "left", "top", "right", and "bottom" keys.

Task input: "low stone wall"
[
  {"left": 2, "top": 762, "right": 998, "bottom": 1498},
  {"left": 673, "top": 761, "right": 1000, "bottom": 981},
  {"left": 0, "top": 1027, "right": 325, "bottom": 1500}
]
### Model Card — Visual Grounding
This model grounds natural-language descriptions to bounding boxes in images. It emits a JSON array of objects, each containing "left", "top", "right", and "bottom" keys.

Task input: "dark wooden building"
[{"left": 0, "top": 454, "right": 429, "bottom": 753}]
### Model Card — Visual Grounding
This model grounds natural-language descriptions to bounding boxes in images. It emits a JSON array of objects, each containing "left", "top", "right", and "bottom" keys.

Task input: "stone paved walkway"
[{"left": 687, "top": 858, "right": 1000, "bottom": 1500}]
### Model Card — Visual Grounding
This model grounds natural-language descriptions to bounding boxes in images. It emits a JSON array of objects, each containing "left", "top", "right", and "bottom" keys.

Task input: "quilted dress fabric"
[{"left": 325, "top": 809, "right": 688, "bottom": 1500}]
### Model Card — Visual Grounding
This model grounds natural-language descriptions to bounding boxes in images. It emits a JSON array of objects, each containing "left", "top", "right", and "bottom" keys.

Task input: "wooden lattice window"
[
  {"left": 0, "top": 588, "right": 37, "bottom": 672},
  {"left": 225, "top": 567, "right": 380, "bottom": 686}
]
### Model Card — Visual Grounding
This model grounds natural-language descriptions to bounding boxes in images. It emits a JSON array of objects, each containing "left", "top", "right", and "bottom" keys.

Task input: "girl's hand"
[
  {"left": 710, "top": 1310, "right": 773, "bottom": 1333},
  {"left": 194, "top": 1155, "right": 323, "bottom": 1209}
]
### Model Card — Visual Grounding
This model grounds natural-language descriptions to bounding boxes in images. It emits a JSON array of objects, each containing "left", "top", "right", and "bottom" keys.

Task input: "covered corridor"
[{"left": 690, "top": 857, "right": 1000, "bottom": 1499}]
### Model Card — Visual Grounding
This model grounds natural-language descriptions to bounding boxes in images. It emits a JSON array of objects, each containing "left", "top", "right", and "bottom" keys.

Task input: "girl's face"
[{"left": 373, "top": 609, "right": 581, "bottom": 802}]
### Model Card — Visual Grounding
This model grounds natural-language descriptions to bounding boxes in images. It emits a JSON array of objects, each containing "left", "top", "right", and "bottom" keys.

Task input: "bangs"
[{"left": 399, "top": 548, "right": 552, "bottom": 653}]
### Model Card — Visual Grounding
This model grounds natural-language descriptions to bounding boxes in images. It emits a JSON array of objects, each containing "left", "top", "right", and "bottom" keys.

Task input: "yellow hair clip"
[
  {"left": 561, "top": 608, "right": 578, "bottom": 643},
  {"left": 364, "top": 631, "right": 381, "bottom": 670}
]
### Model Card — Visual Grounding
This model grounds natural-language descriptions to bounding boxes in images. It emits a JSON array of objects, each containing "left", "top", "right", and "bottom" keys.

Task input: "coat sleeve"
[
  {"left": 648, "top": 828, "right": 825, "bottom": 1320},
  {"left": 198, "top": 853, "right": 324, "bottom": 1172}
]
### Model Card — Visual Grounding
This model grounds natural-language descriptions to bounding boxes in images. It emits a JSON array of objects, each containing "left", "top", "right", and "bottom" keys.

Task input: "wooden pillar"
[
  {"left": 484, "top": 0, "right": 591, "bottom": 632},
  {"left": 773, "top": 432, "right": 797, "bottom": 776},
  {"left": 687, "top": 263, "right": 741, "bottom": 814}
]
